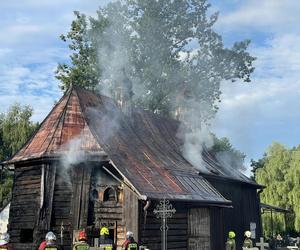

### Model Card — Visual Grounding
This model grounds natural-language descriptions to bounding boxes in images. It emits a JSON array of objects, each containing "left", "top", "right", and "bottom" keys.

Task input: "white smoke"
[
  {"left": 60, "top": 135, "right": 87, "bottom": 168},
  {"left": 90, "top": 2, "right": 247, "bottom": 176},
  {"left": 59, "top": 133, "right": 88, "bottom": 184},
  {"left": 215, "top": 150, "right": 246, "bottom": 173},
  {"left": 85, "top": 106, "right": 121, "bottom": 144},
  {"left": 176, "top": 98, "right": 215, "bottom": 173}
]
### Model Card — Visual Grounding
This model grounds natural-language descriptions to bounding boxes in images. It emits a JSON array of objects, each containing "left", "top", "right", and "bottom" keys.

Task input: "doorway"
[{"left": 188, "top": 208, "right": 210, "bottom": 250}]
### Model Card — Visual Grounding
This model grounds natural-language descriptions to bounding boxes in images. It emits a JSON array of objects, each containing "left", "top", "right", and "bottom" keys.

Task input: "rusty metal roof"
[
  {"left": 7, "top": 88, "right": 102, "bottom": 163},
  {"left": 6, "top": 87, "right": 258, "bottom": 204}
]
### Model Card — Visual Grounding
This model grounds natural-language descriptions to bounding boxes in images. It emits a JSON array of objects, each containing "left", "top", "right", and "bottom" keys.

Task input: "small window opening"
[
  {"left": 92, "top": 189, "right": 99, "bottom": 200},
  {"left": 20, "top": 229, "right": 33, "bottom": 243},
  {"left": 103, "top": 187, "right": 116, "bottom": 202}
]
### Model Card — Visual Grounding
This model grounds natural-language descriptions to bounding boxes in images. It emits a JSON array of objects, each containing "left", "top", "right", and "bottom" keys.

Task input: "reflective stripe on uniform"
[
  {"left": 99, "top": 244, "right": 113, "bottom": 250},
  {"left": 0, "top": 248, "right": 8, "bottom": 250},
  {"left": 45, "top": 248, "right": 58, "bottom": 250},
  {"left": 75, "top": 244, "right": 89, "bottom": 250},
  {"left": 128, "top": 243, "right": 138, "bottom": 250}
]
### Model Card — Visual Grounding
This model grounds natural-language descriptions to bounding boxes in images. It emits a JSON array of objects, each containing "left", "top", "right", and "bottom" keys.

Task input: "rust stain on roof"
[
  {"left": 8, "top": 89, "right": 102, "bottom": 163},
  {"left": 6, "top": 87, "right": 257, "bottom": 204}
]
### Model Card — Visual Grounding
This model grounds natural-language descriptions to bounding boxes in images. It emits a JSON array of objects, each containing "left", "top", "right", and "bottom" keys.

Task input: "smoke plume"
[{"left": 91, "top": 1, "right": 246, "bottom": 175}]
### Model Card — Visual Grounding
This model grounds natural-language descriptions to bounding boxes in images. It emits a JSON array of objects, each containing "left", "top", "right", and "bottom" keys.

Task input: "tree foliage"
[
  {"left": 254, "top": 142, "right": 300, "bottom": 236},
  {"left": 0, "top": 103, "right": 39, "bottom": 161},
  {"left": 212, "top": 136, "right": 246, "bottom": 171},
  {"left": 56, "top": 0, "right": 255, "bottom": 119},
  {"left": 0, "top": 103, "right": 38, "bottom": 207},
  {"left": 55, "top": 11, "right": 101, "bottom": 91}
]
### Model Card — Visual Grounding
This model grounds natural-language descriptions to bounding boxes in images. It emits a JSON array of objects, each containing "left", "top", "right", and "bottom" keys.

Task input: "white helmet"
[
  {"left": 245, "top": 230, "right": 251, "bottom": 238},
  {"left": 126, "top": 231, "right": 134, "bottom": 239},
  {"left": 45, "top": 231, "right": 56, "bottom": 242},
  {"left": 0, "top": 233, "right": 9, "bottom": 245}
]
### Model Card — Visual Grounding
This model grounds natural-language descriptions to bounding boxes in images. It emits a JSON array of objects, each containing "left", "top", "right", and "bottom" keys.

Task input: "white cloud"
[
  {"left": 214, "top": 0, "right": 300, "bottom": 34},
  {"left": 213, "top": 33, "right": 300, "bottom": 161},
  {"left": 0, "top": 0, "right": 109, "bottom": 123}
]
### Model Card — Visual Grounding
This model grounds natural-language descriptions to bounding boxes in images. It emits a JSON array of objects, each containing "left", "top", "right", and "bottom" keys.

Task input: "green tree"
[
  {"left": 1, "top": 103, "right": 39, "bottom": 161},
  {"left": 0, "top": 103, "right": 38, "bottom": 208},
  {"left": 56, "top": 0, "right": 255, "bottom": 119},
  {"left": 286, "top": 146, "right": 300, "bottom": 231},
  {"left": 56, "top": 11, "right": 102, "bottom": 91},
  {"left": 255, "top": 143, "right": 294, "bottom": 236},
  {"left": 211, "top": 136, "right": 246, "bottom": 171},
  {"left": 250, "top": 155, "right": 266, "bottom": 180}
]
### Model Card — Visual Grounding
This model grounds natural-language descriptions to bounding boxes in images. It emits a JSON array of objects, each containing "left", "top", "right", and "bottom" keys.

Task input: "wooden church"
[{"left": 4, "top": 87, "right": 263, "bottom": 250}]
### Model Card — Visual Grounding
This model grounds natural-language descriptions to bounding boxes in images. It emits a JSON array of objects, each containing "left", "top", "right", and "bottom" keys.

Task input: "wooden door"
[{"left": 188, "top": 208, "right": 210, "bottom": 250}]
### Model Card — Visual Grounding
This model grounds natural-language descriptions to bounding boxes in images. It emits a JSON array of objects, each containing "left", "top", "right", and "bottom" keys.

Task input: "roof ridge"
[
  {"left": 3, "top": 89, "right": 71, "bottom": 165},
  {"left": 43, "top": 88, "right": 73, "bottom": 155}
]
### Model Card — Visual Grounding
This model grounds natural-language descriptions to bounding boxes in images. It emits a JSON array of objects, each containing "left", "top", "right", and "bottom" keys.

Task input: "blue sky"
[{"left": 0, "top": 0, "right": 299, "bottom": 170}]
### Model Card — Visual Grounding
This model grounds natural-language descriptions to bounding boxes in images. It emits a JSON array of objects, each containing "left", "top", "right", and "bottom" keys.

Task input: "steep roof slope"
[
  {"left": 6, "top": 88, "right": 102, "bottom": 163},
  {"left": 5, "top": 87, "right": 259, "bottom": 203}
]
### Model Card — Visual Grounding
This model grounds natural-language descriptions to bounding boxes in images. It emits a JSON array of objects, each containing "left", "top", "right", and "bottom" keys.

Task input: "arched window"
[{"left": 103, "top": 187, "right": 116, "bottom": 202}]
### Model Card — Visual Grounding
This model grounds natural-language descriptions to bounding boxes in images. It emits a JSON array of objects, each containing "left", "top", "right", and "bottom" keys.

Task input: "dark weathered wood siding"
[
  {"left": 188, "top": 208, "right": 210, "bottom": 250},
  {"left": 207, "top": 177, "right": 262, "bottom": 249},
  {"left": 50, "top": 168, "right": 73, "bottom": 250},
  {"left": 9, "top": 164, "right": 42, "bottom": 250},
  {"left": 140, "top": 201, "right": 188, "bottom": 250},
  {"left": 123, "top": 187, "right": 139, "bottom": 240}
]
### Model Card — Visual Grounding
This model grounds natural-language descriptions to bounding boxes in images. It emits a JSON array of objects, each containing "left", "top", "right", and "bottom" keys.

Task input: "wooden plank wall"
[
  {"left": 33, "top": 164, "right": 57, "bottom": 248},
  {"left": 123, "top": 187, "right": 139, "bottom": 240},
  {"left": 94, "top": 198, "right": 124, "bottom": 248},
  {"left": 70, "top": 165, "right": 91, "bottom": 231},
  {"left": 207, "top": 177, "right": 262, "bottom": 250},
  {"left": 50, "top": 168, "right": 73, "bottom": 250},
  {"left": 9, "top": 164, "right": 42, "bottom": 250},
  {"left": 210, "top": 207, "right": 224, "bottom": 250},
  {"left": 140, "top": 201, "right": 188, "bottom": 250},
  {"left": 188, "top": 208, "right": 210, "bottom": 250}
]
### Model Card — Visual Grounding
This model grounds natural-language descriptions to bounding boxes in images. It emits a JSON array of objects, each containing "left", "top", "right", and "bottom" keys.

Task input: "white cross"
[{"left": 256, "top": 237, "right": 269, "bottom": 250}]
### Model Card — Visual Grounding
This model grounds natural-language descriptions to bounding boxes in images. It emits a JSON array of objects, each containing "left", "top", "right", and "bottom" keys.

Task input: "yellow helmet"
[
  {"left": 100, "top": 227, "right": 109, "bottom": 236},
  {"left": 229, "top": 231, "right": 235, "bottom": 239}
]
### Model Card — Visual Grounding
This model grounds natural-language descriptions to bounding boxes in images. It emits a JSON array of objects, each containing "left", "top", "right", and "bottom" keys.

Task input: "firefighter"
[
  {"left": 73, "top": 230, "right": 89, "bottom": 250},
  {"left": 44, "top": 231, "right": 60, "bottom": 250},
  {"left": 99, "top": 227, "right": 115, "bottom": 250},
  {"left": 0, "top": 233, "right": 13, "bottom": 250},
  {"left": 243, "top": 230, "right": 253, "bottom": 248},
  {"left": 121, "top": 231, "right": 138, "bottom": 250},
  {"left": 225, "top": 231, "right": 236, "bottom": 250}
]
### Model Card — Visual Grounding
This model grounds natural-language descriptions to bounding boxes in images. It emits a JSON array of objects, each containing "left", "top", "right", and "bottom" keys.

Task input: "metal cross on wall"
[{"left": 153, "top": 198, "right": 176, "bottom": 250}]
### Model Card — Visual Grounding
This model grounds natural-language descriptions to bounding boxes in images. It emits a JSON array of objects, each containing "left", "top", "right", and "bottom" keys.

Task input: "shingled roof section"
[
  {"left": 76, "top": 88, "right": 230, "bottom": 204},
  {"left": 5, "top": 87, "right": 259, "bottom": 204},
  {"left": 6, "top": 88, "right": 102, "bottom": 164}
]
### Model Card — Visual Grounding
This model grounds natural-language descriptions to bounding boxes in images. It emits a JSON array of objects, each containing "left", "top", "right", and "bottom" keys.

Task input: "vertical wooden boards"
[
  {"left": 79, "top": 166, "right": 91, "bottom": 229},
  {"left": 207, "top": 177, "right": 262, "bottom": 248},
  {"left": 123, "top": 186, "right": 139, "bottom": 240},
  {"left": 33, "top": 163, "right": 57, "bottom": 247},
  {"left": 140, "top": 201, "right": 188, "bottom": 250},
  {"left": 70, "top": 165, "right": 92, "bottom": 232},
  {"left": 210, "top": 207, "right": 224, "bottom": 250},
  {"left": 8, "top": 164, "right": 42, "bottom": 250},
  {"left": 51, "top": 168, "right": 73, "bottom": 250},
  {"left": 188, "top": 208, "right": 210, "bottom": 250}
]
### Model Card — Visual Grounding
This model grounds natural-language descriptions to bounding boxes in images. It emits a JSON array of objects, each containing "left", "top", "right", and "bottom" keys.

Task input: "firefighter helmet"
[
  {"left": 45, "top": 231, "right": 56, "bottom": 242},
  {"left": 228, "top": 231, "right": 235, "bottom": 239},
  {"left": 100, "top": 227, "right": 109, "bottom": 236},
  {"left": 126, "top": 231, "right": 134, "bottom": 239},
  {"left": 78, "top": 230, "right": 87, "bottom": 241},
  {"left": 0, "top": 232, "right": 10, "bottom": 245},
  {"left": 245, "top": 231, "right": 251, "bottom": 238}
]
